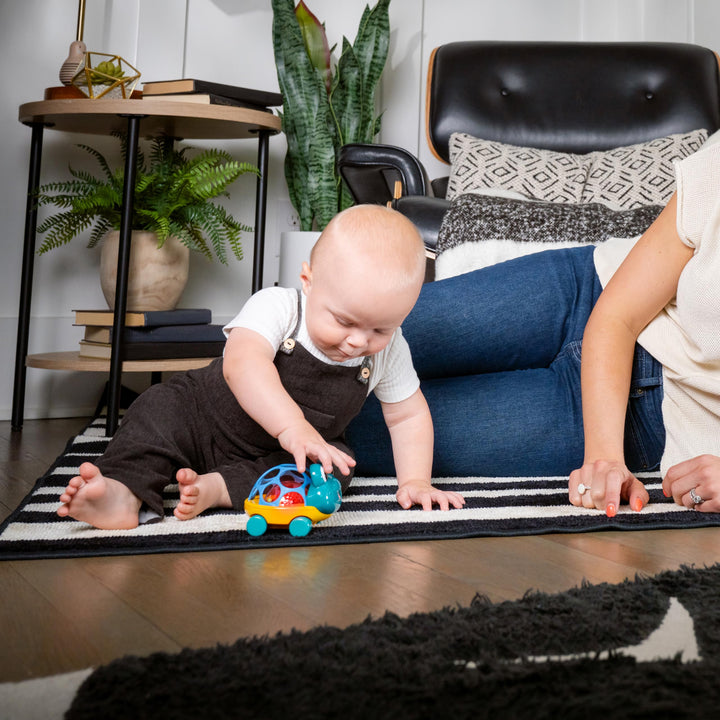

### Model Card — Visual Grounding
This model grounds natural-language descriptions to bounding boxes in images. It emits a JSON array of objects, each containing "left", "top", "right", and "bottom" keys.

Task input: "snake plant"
[
  {"left": 272, "top": 0, "right": 391, "bottom": 231},
  {"left": 35, "top": 133, "right": 258, "bottom": 264}
]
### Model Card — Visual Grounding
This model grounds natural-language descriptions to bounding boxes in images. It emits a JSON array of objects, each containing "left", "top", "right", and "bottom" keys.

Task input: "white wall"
[{"left": 0, "top": 0, "right": 717, "bottom": 420}]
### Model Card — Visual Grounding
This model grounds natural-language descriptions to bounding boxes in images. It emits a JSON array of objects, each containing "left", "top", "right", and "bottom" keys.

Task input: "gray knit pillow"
[{"left": 435, "top": 194, "right": 662, "bottom": 280}]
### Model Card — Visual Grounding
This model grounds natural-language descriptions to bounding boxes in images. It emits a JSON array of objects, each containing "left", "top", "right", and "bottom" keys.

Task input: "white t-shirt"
[
  {"left": 592, "top": 130, "right": 720, "bottom": 474},
  {"left": 223, "top": 286, "right": 420, "bottom": 404}
]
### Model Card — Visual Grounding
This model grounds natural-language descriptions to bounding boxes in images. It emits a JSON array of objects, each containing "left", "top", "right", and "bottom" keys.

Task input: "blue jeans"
[{"left": 346, "top": 246, "right": 665, "bottom": 477}]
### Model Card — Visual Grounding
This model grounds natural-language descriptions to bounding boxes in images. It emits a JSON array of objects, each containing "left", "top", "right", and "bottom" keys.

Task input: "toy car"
[{"left": 244, "top": 463, "right": 342, "bottom": 537}]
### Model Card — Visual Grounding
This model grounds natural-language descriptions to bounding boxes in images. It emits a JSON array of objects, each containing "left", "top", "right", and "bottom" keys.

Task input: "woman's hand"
[
  {"left": 663, "top": 455, "right": 720, "bottom": 512},
  {"left": 569, "top": 460, "right": 649, "bottom": 516}
]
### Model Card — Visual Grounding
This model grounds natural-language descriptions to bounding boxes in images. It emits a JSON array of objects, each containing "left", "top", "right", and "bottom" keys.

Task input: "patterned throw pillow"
[
  {"left": 446, "top": 134, "right": 588, "bottom": 203},
  {"left": 582, "top": 130, "right": 708, "bottom": 208},
  {"left": 446, "top": 130, "right": 708, "bottom": 209},
  {"left": 434, "top": 194, "right": 662, "bottom": 280}
]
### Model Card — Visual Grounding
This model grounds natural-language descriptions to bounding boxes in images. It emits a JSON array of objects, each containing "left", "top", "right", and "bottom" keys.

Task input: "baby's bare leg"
[
  {"left": 174, "top": 468, "right": 232, "bottom": 520},
  {"left": 57, "top": 462, "right": 142, "bottom": 529}
]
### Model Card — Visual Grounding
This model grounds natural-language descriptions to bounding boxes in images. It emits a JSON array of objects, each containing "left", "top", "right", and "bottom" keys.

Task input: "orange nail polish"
[
  {"left": 632, "top": 498, "right": 643, "bottom": 512},
  {"left": 606, "top": 503, "right": 617, "bottom": 518}
]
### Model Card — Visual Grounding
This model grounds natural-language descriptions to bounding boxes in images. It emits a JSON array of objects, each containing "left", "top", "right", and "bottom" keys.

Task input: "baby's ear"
[{"left": 299, "top": 261, "right": 312, "bottom": 293}]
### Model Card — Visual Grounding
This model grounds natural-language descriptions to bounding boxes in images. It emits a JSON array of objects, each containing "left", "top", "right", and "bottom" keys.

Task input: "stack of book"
[
  {"left": 75, "top": 308, "right": 227, "bottom": 360},
  {"left": 141, "top": 79, "right": 283, "bottom": 111}
]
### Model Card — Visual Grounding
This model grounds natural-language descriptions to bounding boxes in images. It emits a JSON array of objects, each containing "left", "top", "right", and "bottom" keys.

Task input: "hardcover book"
[
  {"left": 142, "top": 93, "right": 258, "bottom": 109},
  {"left": 79, "top": 339, "right": 226, "bottom": 360},
  {"left": 73, "top": 308, "right": 212, "bottom": 328},
  {"left": 141, "top": 79, "right": 282, "bottom": 108},
  {"left": 84, "top": 324, "right": 226, "bottom": 344}
]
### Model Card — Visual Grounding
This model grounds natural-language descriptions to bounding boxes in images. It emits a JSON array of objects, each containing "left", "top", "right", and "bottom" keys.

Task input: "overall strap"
[{"left": 280, "top": 289, "right": 303, "bottom": 355}]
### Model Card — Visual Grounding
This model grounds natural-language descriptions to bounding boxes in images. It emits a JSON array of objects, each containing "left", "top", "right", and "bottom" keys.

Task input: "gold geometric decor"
[{"left": 70, "top": 51, "right": 140, "bottom": 99}]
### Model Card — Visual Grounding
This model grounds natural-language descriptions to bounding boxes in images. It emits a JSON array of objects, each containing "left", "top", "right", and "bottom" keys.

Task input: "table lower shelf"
[{"left": 26, "top": 351, "right": 216, "bottom": 373}]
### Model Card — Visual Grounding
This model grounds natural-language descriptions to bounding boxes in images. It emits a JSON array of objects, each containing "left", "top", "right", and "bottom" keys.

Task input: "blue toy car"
[{"left": 244, "top": 463, "right": 342, "bottom": 537}]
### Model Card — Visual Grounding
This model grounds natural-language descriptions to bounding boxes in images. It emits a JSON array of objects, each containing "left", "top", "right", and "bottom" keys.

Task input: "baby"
[{"left": 57, "top": 204, "right": 465, "bottom": 529}]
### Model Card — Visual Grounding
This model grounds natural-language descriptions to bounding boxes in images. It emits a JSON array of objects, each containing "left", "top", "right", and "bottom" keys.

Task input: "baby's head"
[{"left": 299, "top": 205, "right": 426, "bottom": 362}]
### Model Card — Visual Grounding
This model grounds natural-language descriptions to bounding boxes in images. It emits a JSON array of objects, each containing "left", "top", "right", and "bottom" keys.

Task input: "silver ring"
[
  {"left": 578, "top": 483, "right": 591, "bottom": 496},
  {"left": 689, "top": 487, "right": 704, "bottom": 505}
]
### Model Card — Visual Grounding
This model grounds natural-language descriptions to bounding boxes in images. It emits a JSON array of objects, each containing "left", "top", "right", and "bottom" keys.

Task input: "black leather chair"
[{"left": 338, "top": 41, "right": 720, "bottom": 254}]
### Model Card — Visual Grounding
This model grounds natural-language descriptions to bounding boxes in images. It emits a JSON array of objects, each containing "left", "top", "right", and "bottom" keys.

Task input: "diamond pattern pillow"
[
  {"left": 446, "top": 130, "right": 709, "bottom": 209},
  {"left": 583, "top": 131, "right": 708, "bottom": 208},
  {"left": 446, "top": 134, "right": 588, "bottom": 203}
]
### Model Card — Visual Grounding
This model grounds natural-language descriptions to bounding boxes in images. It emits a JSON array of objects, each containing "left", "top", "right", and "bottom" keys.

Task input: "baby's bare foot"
[
  {"left": 57, "top": 462, "right": 142, "bottom": 529},
  {"left": 174, "top": 468, "right": 232, "bottom": 520}
]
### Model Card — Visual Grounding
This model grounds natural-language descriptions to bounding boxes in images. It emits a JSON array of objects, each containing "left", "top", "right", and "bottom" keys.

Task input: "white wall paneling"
[{"left": 0, "top": 0, "right": 717, "bottom": 420}]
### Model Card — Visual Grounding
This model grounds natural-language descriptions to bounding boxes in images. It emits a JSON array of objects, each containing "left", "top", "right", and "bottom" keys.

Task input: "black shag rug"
[{"left": 65, "top": 563, "right": 720, "bottom": 719}]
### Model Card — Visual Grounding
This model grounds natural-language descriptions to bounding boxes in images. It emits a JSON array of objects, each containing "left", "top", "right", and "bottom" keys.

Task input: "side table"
[{"left": 14, "top": 98, "right": 281, "bottom": 435}]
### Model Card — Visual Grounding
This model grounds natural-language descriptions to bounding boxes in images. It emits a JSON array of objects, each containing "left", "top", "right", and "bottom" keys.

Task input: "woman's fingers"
[
  {"left": 569, "top": 460, "right": 645, "bottom": 516},
  {"left": 664, "top": 455, "right": 720, "bottom": 512}
]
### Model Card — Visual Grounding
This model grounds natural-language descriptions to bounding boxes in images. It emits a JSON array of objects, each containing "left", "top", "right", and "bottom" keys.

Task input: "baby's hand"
[
  {"left": 277, "top": 420, "right": 355, "bottom": 476},
  {"left": 396, "top": 480, "right": 465, "bottom": 512}
]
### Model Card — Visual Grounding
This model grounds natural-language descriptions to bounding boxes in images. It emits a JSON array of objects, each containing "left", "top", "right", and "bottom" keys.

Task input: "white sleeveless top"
[{"left": 593, "top": 130, "right": 720, "bottom": 474}]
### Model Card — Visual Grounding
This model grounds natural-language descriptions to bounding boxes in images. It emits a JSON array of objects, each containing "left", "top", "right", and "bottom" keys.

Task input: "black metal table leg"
[
  {"left": 105, "top": 115, "right": 142, "bottom": 436},
  {"left": 12, "top": 123, "right": 46, "bottom": 431},
  {"left": 252, "top": 129, "right": 271, "bottom": 294},
  {"left": 13, "top": 112, "right": 274, "bottom": 435}
]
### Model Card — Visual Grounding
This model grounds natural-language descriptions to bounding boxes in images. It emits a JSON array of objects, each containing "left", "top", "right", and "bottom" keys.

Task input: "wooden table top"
[{"left": 19, "top": 98, "right": 281, "bottom": 140}]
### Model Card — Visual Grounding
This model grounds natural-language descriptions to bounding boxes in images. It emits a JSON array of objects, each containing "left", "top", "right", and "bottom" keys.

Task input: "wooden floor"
[{"left": 2, "top": 417, "right": 719, "bottom": 684}]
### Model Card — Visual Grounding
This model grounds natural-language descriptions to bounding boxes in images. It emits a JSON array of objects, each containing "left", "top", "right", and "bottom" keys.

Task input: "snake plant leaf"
[
  {"left": 274, "top": 0, "right": 334, "bottom": 230},
  {"left": 307, "top": 118, "right": 341, "bottom": 229},
  {"left": 353, "top": 0, "right": 391, "bottom": 97},
  {"left": 350, "top": 0, "right": 390, "bottom": 139},
  {"left": 272, "top": 0, "right": 391, "bottom": 230},
  {"left": 331, "top": 37, "right": 365, "bottom": 147},
  {"left": 295, "top": 1, "right": 332, "bottom": 94}
]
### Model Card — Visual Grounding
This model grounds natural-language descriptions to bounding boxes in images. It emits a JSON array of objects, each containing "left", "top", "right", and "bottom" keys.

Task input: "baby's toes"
[{"left": 180, "top": 485, "right": 199, "bottom": 500}]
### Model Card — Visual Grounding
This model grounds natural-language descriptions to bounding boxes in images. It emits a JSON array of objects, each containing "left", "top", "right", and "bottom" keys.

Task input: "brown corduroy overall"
[{"left": 97, "top": 295, "right": 372, "bottom": 516}]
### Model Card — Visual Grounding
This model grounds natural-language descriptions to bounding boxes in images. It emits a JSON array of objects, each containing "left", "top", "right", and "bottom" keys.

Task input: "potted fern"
[
  {"left": 35, "top": 133, "right": 258, "bottom": 310},
  {"left": 272, "top": 0, "right": 391, "bottom": 232}
]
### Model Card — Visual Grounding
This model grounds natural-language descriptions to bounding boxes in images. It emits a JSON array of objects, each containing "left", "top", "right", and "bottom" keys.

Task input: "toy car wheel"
[
  {"left": 289, "top": 516, "right": 313, "bottom": 537},
  {"left": 246, "top": 514, "right": 268, "bottom": 537}
]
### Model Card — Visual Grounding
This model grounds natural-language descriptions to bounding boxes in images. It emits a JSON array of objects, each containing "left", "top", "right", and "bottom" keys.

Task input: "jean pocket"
[{"left": 629, "top": 377, "right": 663, "bottom": 399}]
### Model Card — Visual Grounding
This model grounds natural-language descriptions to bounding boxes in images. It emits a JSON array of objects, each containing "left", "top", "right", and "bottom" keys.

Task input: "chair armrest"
[
  {"left": 338, "top": 144, "right": 433, "bottom": 204},
  {"left": 393, "top": 196, "right": 450, "bottom": 254}
]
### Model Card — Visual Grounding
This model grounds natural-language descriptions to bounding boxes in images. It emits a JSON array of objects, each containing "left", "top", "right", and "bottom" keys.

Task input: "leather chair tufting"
[{"left": 338, "top": 41, "right": 720, "bottom": 255}]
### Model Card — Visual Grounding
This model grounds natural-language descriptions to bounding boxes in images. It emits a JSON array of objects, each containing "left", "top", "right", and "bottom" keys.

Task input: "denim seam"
[
  {"left": 561, "top": 339, "right": 583, "bottom": 363},
  {"left": 625, "top": 404, "right": 650, "bottom": 469}
]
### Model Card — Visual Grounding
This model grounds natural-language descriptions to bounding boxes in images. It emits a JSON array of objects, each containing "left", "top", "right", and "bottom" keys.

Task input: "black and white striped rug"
[{"left": 1, "top": 417, "right": 719, "bottom": 560}]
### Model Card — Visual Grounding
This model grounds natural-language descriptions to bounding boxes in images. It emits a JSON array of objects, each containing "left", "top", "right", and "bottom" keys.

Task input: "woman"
[{"left": 347, "top": 133, "right": 720, "bottom": 516}]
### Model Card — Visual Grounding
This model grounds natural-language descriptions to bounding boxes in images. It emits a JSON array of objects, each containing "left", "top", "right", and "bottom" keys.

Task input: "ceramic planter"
[{"left": 100, "top": 230, "right": 190, "bottom": 311}]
